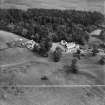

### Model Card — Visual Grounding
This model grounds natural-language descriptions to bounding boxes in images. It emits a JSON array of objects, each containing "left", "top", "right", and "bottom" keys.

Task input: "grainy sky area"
[{"left": 1, "top": 0, "right": 105, "bottom": 13}]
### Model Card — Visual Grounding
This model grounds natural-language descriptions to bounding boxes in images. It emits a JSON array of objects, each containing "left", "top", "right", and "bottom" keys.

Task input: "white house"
[{"left": 65, "top": 42, "right": 79, "bottom": 53}]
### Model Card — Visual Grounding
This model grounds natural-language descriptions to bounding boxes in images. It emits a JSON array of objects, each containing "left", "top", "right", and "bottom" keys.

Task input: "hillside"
[{"left": 0, "top": 31, "right": 34, "bottom": 65}]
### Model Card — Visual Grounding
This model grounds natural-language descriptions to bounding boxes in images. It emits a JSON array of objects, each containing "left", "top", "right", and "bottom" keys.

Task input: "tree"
[
  {"left": 98, "top": 56, "right": 105, "bottom": 65},
  {"left": 64, "top": 58, "right": 78, "bottom": 74},
  {"left": 53, "top": 47, "right": 62, "bottom": 62},
  {"left": 70, "top": 58, "right": 78, "bottom": 73},
  {"left": 92, "top": 44, "right": 99, "bottom": 56},
  {"left": 73, "top": 49, "right": 81, "bottom": 60},
  {"left": 100, "top": 30, "right": 105, "bottom": 41}
]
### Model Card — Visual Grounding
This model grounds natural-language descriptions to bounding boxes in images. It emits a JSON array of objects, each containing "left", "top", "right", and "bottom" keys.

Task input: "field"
[
  {"left": 0, "top": 30, "right": 104, "bottom": 86},
  {"left": 0, "top": 30, "right": 105, "bottom": 105}
]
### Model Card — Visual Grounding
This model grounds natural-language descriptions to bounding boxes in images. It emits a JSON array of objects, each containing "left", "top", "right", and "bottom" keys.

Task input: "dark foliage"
[
  {"left": 52, "top": 47, "right": 62, "bottom": 62},
  {"left": 70, "top": 59, "right": 78, "bottom": 73},
  {"left": 92, "top": 45, "right": 99, "bottom": 56},
  {"left": 98, "top": 57, "right": 105, "bottom": 65},
  {"left": 40, "top": 75, "right": 48, "bottom": 80},
  {"left": 99, "top": 29, "right": 105, "bottom": 41}
]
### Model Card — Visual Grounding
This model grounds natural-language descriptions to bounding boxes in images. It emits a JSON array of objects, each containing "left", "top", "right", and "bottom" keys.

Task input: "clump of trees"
[{"left": 33, "top": 37, "right": 52, "bottom": 56}]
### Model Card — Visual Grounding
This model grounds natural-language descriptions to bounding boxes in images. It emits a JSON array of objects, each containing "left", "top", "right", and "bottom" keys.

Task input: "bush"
[
  {"left": 92, "top": 45, "right": 99, "bottom": 56},
  {"left": 53, "top": 47, "right": 62, "bottom": 62},
  {"left": 73, "top": 49, "right": 81, "bottom": 59},
  {"left": 70, "top": 59, "right": 78, "bottom": 73},
  {"left": 40, "top": 75, "right": 48, "bottom": 80}
]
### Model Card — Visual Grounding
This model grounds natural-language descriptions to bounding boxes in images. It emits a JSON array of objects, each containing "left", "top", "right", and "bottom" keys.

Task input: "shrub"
[
  {"left": 73, "top": 49, "right": 81, "bottom": 59},
  {"left": 53, "top": 47, "right": 62, "bottom": 62},
  {"left": 70, "top": 59, "right": 78, "bottom": 73},
  {"left": 92, "top": 45, "right": 99, "bottom": 56},
  {"left": 40, "top": 75, "right": 48, "bottom": 80},
  {"left": 98, "top": 57, "right": 105, "bottom": 65}
]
